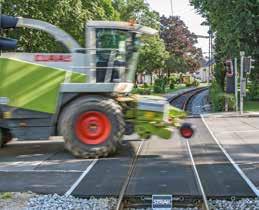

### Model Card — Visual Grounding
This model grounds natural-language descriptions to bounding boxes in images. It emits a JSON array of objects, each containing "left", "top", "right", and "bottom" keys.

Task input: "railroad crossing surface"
[
  {"left": 202, "top": 114, "right": 259, "bottom": 194},
  {"left": 0, "top": 114, "right": 259, "bottom": 201}
]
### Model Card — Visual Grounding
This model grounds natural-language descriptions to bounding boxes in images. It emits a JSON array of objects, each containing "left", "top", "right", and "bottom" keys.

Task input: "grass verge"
[
  {"left": 0, "top": 192, "right": 12, "bottom": 200},
  {"left": 244, "top": 100, "right": 259, "bottom": 112}
]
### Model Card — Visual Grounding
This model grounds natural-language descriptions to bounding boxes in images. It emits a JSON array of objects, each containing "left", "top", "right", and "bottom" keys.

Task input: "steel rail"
[
  {"left": 182, "top": 87, "right": 209, "bottom": 111},
  {"left": 168, "top": 87, "right": 206, "bottom": 103},
  {"left": 169, "top": 87, "right": 209, "bottom": 111},
  {"left": 186, "top": 140, "right": 210, "bottom": 210},
  {"left": 116, "top": 87, "right": 209, "bottom": 209},
  {"left": 115, "top": 139, "right": 146, "bottom": 210}
]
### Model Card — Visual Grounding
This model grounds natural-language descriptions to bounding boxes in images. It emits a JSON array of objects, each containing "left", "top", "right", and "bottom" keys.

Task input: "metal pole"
[
  {"left": 240, "top": 51, "right": 245, "bottom": 115},
  {"left": 170, "top": 0, "right": 173, "bottom": 16},
  {"left": 234, "top": 58, "right": 238, "bottom": 112},
  {"left": 196, "top": 34, "right": 211, "bottom": 83},
  {"left": 208, "top": 37, "right": 211, "bottom": 81},
  {"left": 208, "top": 29, "right": 212, "bottom": 82},
  {"left": 210, "top": 34, "right": 213, "bottom": 76}
]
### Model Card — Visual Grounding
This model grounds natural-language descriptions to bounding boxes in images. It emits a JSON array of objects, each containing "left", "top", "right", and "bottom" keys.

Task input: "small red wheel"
[
  {"left": 75, "top": 111, "right": 111, "bottom": 145},
  {"left": 180, "top": 123, "right": 194, "bottom": 139}
]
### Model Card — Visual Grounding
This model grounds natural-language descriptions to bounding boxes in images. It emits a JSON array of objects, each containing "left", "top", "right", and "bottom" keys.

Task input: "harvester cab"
[
  {"left": 0, "top": 15, "right": 190, "bottom": 158},
  {"left": 80, "top": 21, "right": 157, "bottom": 84}
]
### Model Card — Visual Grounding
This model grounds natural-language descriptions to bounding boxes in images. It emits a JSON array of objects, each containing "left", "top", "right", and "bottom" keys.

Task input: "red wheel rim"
[
  {"left": 180, "top": 127, "right": 193, "bottom": 138},
  {"left": 75, "top": 111, "right": 111, "bottom": 145}
]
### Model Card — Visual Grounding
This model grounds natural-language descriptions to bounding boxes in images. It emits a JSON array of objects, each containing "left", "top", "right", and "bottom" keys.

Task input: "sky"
[{"left": 145, "top": 0, "right": 210, "bottom": 57}]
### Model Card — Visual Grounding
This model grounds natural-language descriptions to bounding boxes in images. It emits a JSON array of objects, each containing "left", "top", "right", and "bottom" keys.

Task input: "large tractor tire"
[
  {"left": 0, "top": 128, "right": 12, "bottom": 148},
  {"left": 58, "top": 95, "right": 125, "bottom": 158}
]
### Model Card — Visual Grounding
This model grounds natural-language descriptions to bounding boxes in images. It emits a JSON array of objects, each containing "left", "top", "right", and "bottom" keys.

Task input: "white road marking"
[
  {"left": 186, "top": 140, "right": 210, "bottom": 210},
  {"left": 201, "top": 114, "right": 259, "bottom": 196},
  {"left": 218, "top": 130, "right": 259, "bottom": 134},
  {"left": 0, "top": 170, "right": 83, "bottom": 173},
  {"left": 65, "top": 159, "right": 98, "bottom": 197}
]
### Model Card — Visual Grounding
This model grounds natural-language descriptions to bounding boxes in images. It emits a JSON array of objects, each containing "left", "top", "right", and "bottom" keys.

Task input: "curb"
[{"left": 202, "top": 112, "right": 259, "bottom": 118}]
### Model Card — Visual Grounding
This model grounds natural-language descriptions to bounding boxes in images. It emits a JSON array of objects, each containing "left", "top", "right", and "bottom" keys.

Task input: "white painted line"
[
  {"left": 218, "top": 130, "right": 259, "bottom": 134},
  {"left": 186, "top": 140, "right": 209, "bottom": 210},
  {"left": 65, "top": 159, "right": 98, "bottom": 197},
  {"left": 0, "top": 170, "right": 83, "bottom": 173},
  {"left": 201, "top": 114, "right": 259, "bottom": 196}
]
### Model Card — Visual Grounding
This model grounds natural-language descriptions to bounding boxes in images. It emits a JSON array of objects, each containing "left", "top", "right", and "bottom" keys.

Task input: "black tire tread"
[
  {"left": 58, "top": 95, "right": 125, "bottom": 158},
  {"left": 0, "top": 128, "right": 12, "bottom": 148}
]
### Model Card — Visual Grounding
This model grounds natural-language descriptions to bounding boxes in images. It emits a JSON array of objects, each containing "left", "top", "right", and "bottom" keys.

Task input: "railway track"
[
  {"left": 109, "top": 87, "right": 255, "bottom": 210},
  {"left": 169, "top": 87, "right": 209, "bottom": 112},
  {"left": 113, "top": 140, "right": 204, "bottom": 210},
  {"left": 1, "top": 87, "right": 257, "bottom": 210},
  {"left": 111, "top": 123, "right": 257, "bottom": 210},
  {"left": 114, "top": 88, "right": 209, "bottom": 209},
  {"left": 116, "top": 139, "right": 146, "bottom": 210},
  {"left": 114, "top": 138, "right": 210, "bottom": 210}
]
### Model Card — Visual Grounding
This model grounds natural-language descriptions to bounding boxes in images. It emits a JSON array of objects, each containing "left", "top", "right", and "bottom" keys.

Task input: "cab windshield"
[{"left": 95, "top": 29, "right": 140, "bottom": 82}]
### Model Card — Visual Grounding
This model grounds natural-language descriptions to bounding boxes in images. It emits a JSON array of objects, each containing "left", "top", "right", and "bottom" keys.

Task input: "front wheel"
[{"left": 58, "top": 96, "right": 125, "bottom": 158}]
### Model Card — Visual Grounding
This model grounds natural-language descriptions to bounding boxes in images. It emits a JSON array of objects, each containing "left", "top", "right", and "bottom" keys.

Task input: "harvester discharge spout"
[{"left": 16, "top": 17, "right": 81, "bottom": 51}]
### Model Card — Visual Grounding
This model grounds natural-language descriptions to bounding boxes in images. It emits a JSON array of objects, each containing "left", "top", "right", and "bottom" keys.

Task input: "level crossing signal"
[
  {"left": 243, "top": 56, "right": 255, "bottom": 74},
  {"left": 224, "top": 59, "right": 235, "bottom": 94}
]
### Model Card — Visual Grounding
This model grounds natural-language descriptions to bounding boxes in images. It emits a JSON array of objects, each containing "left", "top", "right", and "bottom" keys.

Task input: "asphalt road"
[
  {"left": 188, "top": 118, "right": 255, "bottom": 197},
  {"left": 203, "top": 116, "right": 259, "bottom": 194},
  {"left": 0, "top": 116, "right": 258, "bottom": 199},
  {"left": 0, "top": 139, "right": 93, "bottom": 194},
  {"left": 72, "top": 138, "right": 141, "bottom": 197}
]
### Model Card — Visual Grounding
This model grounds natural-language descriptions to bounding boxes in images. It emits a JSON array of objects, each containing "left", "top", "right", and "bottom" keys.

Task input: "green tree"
[
  {"left": 1, "top": 0, "right": 116, "bottom": 52},
  {"left": 112, "top": 0, "right": 160, "bottom": 29},
  {"left": 137, "top": 36, "right": 169, "bottom": 83},
  {"left": 82, "top": 0, "right": 118, "bottom": 20},
  {"left": 112, "top": 0, "right": 169, "bottom": 84},
  {"left": 190, "top": 0, "right": 258, "bottom": 92},
  {"left": 160, "top": 16, "right": 203, "bottom": 75}
]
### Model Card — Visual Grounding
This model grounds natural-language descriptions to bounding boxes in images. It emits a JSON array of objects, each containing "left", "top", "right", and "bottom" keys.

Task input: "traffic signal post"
[
  {"left": 226, "top": 52, "right": 255, "bottom": 115},
  {"left": 225, "top": 58, "right": 238, "bottom": 112},
  {"left": 240, "top": 51, "right": 245, "bottom": 115},
  {"left": 239, "top": 51, "right": 256, "bottom": 115},
  {"left": 234, "top": 57, "right": 238, "bottom": 112}
]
